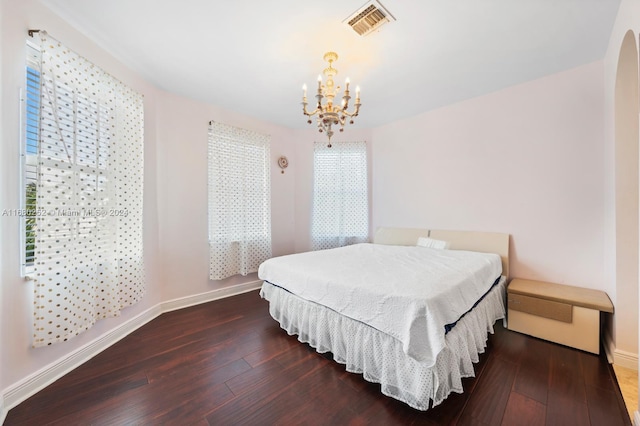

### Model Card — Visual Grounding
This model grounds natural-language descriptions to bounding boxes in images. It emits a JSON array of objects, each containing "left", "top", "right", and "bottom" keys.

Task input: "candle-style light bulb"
[
  {"left": 302, "top": 84, "right": 307, "bottom": 98},
  {"left": 345, "top": 77, "right": 350, "bottom": 91},
  {"left": 356, "top": 85, "right": 361, "bottom": 101},
  {"left": 317, "top": 75, "right": 322, "bottom": 91}
]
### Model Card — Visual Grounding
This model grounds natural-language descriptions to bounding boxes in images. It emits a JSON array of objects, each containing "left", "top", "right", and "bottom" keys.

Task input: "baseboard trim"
[
  {"left": 603, "top": 328, "right": 638, "bottom": 370},
  {"left": 614, "top": 348, "right": 639, "bottom": 371},
  {"left": 3, "top": 305, "right": 161, "bottom": 411},
  {"left": 161, "top": 280, "right": 262, "bottom": 313},
  {"left": 604, "top": 328, "right": 615, "bottom": 364},
  {"left": 1, "top": 281, "right": 263, "bottom": 414},
  {"left": 634, "top": 410, "right": 640, "bottom": 426}
]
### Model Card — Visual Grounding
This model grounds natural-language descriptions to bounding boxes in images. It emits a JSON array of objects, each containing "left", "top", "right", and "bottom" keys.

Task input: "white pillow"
[{"left": 417, "top": 236, "right": 451, "bottom": 250}]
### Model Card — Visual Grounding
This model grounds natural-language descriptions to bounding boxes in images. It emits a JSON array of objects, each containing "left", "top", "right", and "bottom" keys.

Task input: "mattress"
[{"left": 258, "top": 243, "right": 502, "bottom": 365}]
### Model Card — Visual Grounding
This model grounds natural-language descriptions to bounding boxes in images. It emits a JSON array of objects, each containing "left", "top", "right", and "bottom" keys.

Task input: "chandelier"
[{"left": 302, "top": 52, "right": 361, "bottom": 147}]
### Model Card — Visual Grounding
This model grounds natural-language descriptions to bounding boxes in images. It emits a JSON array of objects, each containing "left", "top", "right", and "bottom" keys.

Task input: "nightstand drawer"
[
  {"left": 507, "top": 293, "right": 572, "bottom": 323},
  {"left": 508, "top": 307, "right": 600, "bottom": 353}
]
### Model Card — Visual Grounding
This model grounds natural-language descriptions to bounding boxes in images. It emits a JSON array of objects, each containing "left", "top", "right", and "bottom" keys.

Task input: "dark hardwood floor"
[{"left": 5, "top": 290, "right": 631, "bottom": 425}]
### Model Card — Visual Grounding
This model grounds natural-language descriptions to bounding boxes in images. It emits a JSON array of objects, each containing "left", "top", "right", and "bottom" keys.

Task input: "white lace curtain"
[
  {"left": 311, "top": 141, "right": 369, "bottom": 250},
  {"left": 33, "top": 32, "right": 144, "bottom": 347},
  {"left": 208, "top": 122, "right": 272, "bottom": 280}
]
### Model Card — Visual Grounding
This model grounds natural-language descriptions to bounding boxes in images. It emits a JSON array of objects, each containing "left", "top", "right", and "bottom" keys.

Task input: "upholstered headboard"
[{"left": 373, "top": 227, "right": 510, "bottom": 278}]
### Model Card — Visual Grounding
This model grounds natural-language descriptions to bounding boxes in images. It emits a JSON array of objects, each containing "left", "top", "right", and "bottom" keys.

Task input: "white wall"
[
  {"left": 155, "top": 90, "right": 297, "bottom": 300},
  {"left": 603, "top": 0, "right": 640, "bottom": 411},
  {"left": 372, "top": 61, "right": 605, "bottom": 289},
  {"left": 0, "top": 0, "right": 5, "bottom": 420},
  {"left": 605, "top": 0, "right": 640, "bottom": 360},
  {"left": 604, "top": 0, "right": 640, "bottom": 338}
]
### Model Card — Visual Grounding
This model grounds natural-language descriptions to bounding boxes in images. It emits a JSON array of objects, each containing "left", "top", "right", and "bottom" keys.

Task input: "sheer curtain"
[
  {"left": 32, "top": 32, "right": 144, "bottom": 347},
  {"left": 311, "top": 141, "right": 369, "bottom": 250},
  {"left": 208, "top": 122, "right": 272, "bottom": 280}
]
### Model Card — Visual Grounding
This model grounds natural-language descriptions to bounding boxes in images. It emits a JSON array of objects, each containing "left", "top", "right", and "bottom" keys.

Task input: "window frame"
[
  {"left": 207, "top": 121, "right": 272, "bottom": 280},
  {"left": 311, "top": 141, "right": 369, "bottom": 250},
  {"left": 20, "top": 40, "right": 41, "bottom": 278}
]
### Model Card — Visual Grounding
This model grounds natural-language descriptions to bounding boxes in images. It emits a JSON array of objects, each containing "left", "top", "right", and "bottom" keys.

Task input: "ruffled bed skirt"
[{"left": 260, "top": 277, "right": 506, "bottom": 411}]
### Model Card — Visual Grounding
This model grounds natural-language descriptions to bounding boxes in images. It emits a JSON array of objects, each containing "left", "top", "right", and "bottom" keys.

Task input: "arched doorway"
[{"left": 614, "top": 29, "right": 639, "bottom": 410}]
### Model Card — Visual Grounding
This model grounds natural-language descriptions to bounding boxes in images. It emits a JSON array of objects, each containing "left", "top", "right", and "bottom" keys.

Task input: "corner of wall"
[
  {"left": 606, "top": 320, "right": 639, "bottom": 369},
  {"left": 614, "top": 348, "right": 639, "bottom": 371},
  {"left": 0, "top": 394, "right": 6, "bottom": 425},
  {"left": 0, "top": 0, "right": 5, "bottom": 418},
  {"left": 604, "top": 325, "right": 616, "bottom": 364}
]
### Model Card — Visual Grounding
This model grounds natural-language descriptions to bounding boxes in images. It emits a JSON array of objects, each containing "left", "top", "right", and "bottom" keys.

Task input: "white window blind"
[
  {"left": 22, "top": 42, "right": 40, "bottom": 271},
  {"left": 311, "top": 141, "right": 369, "bottom": 250},
  {"left": 32, "top": 32, "right": 144, "bottom": 347},
  {"left": 208, "top": 121, "right": 272, "bottom": 280}
]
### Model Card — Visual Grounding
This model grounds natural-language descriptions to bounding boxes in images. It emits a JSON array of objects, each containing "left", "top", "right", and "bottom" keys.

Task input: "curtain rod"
[{"left": 28, "top": 29, "right": 41, "bottom": 37}]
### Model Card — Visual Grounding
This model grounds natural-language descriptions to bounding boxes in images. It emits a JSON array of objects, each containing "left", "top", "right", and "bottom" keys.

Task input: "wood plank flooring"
[{"left": 5, "top": 290, "right": 631, "bottom": 425}]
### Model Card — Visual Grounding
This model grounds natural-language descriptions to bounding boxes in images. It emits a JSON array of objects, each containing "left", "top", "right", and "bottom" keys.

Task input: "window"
[
  {"left": 21, "top": 42, "right": 40, "bottom": 272},
  {"left": 208, "top": 121, "right": 272, "bottom": 280},
  {"left": 311, "top": 141, "right": 369, "bottom": 250},
  {"left": 30, "top": 32, "right": 144, "bottom": 347}
]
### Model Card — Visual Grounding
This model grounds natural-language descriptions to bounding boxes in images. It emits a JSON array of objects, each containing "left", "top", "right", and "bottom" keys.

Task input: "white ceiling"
[{"left": 40, "top": 0, "right": 621, "bottom": 129}]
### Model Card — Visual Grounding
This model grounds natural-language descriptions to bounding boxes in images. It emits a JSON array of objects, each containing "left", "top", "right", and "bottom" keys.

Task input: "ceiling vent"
[{"left": 344, "top": 1, "right": 396, "bottom": 37}]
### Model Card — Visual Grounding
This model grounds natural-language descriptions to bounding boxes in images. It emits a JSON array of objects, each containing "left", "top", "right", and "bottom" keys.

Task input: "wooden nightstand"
[{"left": 507, "top": 278, "right": 613, "bottom": 354}]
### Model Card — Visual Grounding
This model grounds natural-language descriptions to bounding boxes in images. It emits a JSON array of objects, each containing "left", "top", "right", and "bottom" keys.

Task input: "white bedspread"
[{"left": 258, "top": 243, "right": 502, "bottom": 365}]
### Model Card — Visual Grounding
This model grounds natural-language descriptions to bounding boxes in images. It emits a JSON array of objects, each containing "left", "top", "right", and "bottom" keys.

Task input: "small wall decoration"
[{"left": 278, "top": 156, "right": 289, "bottom": 174}]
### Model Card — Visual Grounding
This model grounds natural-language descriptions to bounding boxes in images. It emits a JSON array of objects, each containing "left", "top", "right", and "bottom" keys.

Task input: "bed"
[{"left": 258, "top": 227, "right": 510, "bottom": 410}]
